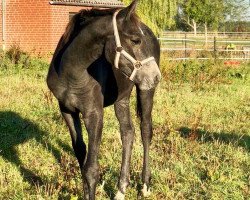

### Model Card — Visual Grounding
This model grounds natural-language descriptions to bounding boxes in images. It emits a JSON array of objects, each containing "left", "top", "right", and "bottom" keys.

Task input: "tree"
[
  {"left": 122, "top": 0, "right": 179, "bottom": 34},
  {"left": 177, "top": 0, "right": 201, "bottom": 35},
  {"left": 178, "top": 0, "right": 224, "bottom": 37},
  {"left": 201, "top": 1, "right": 224, "bottom": 44},
  {"left": 178, "top": 0, "right": 250, "bottom": 34}
]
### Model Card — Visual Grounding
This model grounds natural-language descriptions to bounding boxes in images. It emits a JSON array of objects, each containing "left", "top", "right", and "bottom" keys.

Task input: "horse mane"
[
  {"left": 52, "top": 8, "right": 117, "bottom": 59},
  {"left": 52, "top": 8, "right": 141, "bottom": 61}
]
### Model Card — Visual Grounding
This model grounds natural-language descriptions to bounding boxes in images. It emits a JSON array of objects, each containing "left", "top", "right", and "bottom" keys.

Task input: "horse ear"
[{"left": 121, "top": 0, "right": 139, "bottom": 21}]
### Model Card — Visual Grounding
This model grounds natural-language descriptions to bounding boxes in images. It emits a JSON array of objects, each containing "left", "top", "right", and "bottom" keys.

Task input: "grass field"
[{"left": 0, "top": 51, "right": 250, "bottom": 199}]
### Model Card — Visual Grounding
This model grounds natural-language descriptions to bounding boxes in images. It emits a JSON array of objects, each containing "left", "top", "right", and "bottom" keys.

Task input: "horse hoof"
[
  {"left": 114, "top": 190, "right": 125, "bottom": 200},
  {"left": 141, "top": 184, "right": 151, "bottom": 198}
]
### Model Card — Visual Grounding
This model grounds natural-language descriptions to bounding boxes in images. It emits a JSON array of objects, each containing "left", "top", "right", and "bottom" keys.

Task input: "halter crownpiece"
[{"left": 112, "top": 10, "right": 155, "bottom": 81}]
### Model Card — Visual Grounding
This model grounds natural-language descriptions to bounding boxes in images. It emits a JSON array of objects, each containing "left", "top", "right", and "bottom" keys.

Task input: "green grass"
[{"left": 0, "top": 51, "right": 250, "bottom": 199}]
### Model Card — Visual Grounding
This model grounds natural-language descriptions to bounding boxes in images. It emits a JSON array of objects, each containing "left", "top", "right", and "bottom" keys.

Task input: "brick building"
[{"left": 0, "top": 0, "right": 123, "bottom": 55}]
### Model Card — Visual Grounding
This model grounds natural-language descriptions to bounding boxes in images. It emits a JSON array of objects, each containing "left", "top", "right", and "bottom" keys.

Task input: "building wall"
[
  {"left": 1, "top": 0, "right": 86, "bottom": 55},
  {"left": 5, "top": 0, "right": 51, "bottom": 53}
]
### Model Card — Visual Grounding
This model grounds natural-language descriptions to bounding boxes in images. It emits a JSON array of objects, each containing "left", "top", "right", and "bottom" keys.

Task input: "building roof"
[{"left": 50, "top": 0, "right": 125, "bottom": 8}]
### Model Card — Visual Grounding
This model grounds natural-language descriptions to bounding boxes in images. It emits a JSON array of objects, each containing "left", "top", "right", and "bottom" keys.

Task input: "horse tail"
[{"left": 136, "top": 86, "right": 142, "bottom": 120}]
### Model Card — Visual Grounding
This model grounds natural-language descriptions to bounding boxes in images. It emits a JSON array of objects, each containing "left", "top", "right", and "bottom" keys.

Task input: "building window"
[{"left": 69, "top": 12, "right": 77, "bottom": 21}]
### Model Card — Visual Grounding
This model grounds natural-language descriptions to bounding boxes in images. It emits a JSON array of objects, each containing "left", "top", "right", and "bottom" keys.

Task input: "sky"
[
  {"left": 233, "top": 0, "right": 250, "bottom": 21},
  {"left": 246, "top": 0, "right": 250, "bottom": 20}
]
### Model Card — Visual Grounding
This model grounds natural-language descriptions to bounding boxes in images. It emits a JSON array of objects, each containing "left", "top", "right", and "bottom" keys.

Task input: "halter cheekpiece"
[{"left": 112, "top": 10, "right": 155, "bottom": 81}]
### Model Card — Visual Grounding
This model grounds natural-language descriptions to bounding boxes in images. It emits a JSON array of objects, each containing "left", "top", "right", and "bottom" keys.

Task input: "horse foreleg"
[
  {"left": 137, "top": 89, "right": 155, "bottom": 197},
  {"left": 60, "top": 104, "right": 88, "bottom": 197},
  {"left": 114, "top": 99, "right": 135, "bottom": 200},
  {"left": 82, "top": 109, "right": 103, "bottom": 200}
]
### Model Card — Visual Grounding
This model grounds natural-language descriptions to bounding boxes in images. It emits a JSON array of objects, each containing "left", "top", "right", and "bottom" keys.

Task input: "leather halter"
[{"left": 112, "top": 10, "right": 155, "bottom": 81}]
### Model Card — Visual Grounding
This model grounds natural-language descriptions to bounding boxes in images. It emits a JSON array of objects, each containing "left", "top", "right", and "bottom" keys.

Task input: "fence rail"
[
  {"left": 162, "top": 31, "right": 250, "bottom": 39},
  {"left": 159, "top": 36, "right": 250, "bottom": 61}
]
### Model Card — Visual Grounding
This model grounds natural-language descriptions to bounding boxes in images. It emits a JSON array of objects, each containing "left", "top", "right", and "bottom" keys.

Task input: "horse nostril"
[
  {"left": 154, "top": 75, "right": 161, "bottom": 83},
  {"left": 158, "top": 75, "right": 161, "bottom": 81}
]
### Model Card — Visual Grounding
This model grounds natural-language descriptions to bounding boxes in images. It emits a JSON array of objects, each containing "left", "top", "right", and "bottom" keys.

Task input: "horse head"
[{"left": 105, "top": 0, "right": 161, "bottom": 90}]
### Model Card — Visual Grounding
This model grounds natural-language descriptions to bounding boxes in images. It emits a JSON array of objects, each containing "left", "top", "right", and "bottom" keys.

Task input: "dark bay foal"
[{"left": 47, "top": 1, "right": 161, "bottom": 199}]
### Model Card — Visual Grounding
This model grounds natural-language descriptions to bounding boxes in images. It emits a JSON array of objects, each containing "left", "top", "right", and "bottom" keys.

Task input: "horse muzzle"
[{"left": 135, "top": 58, "right": 161, "bottom": 91}]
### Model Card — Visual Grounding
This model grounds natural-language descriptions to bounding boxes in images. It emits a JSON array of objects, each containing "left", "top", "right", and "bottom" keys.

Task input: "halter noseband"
[{"left": 112, "top": 10, "right": 155, "bottom": 81}]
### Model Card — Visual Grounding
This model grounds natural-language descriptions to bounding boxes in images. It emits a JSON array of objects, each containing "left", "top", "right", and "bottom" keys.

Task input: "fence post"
[{"left": 214, "top": 36, "right": 217, "bottom": 60}]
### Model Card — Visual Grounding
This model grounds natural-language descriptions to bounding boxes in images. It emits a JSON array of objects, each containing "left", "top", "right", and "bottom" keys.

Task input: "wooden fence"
[
  {"left": 159, "top": 33, "right": 250, "bottom": 61},
  {"left": 162, "top": 31, "right": 250, "bottom": 39}
]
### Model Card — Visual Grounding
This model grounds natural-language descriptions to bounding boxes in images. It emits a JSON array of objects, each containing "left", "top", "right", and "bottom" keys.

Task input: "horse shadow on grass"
[
  {"left": 0, "top": 111, "right": 73, "bottom": 186},
  {"left": 178, "top": 127, "right": 250, "bottom": 151},
  {"left": 0, "top": 111, "right": 143, "bottom": 199}
]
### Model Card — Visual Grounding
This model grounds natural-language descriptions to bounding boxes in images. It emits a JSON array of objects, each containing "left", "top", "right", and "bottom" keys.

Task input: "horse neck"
[{"left": 61, "top": 15, "right": 113, "bottom": 72}]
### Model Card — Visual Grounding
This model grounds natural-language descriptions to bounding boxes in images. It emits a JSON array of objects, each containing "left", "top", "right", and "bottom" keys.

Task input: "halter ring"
[
  {"left": 116, "top": 46, "right": 123, "bottom": 52},
  {"left": 134, "top": 61, "right": 142, "bottom": 69}
]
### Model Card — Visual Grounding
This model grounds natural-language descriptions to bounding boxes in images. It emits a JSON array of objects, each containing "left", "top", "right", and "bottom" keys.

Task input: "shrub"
[
  {"left": 160, "top": 55, "right": 250, "bottom": 91},
  {"left": 0, "top": 45, "right": 48, "bottom": 71},
  {"left": 6, "top": 45, "right": 27, "bottom": 65}
]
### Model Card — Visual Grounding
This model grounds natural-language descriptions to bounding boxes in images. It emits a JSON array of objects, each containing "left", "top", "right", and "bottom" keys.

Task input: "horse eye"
[{"left": 131, "top": 38, "right": 141, "bottom": 45}]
